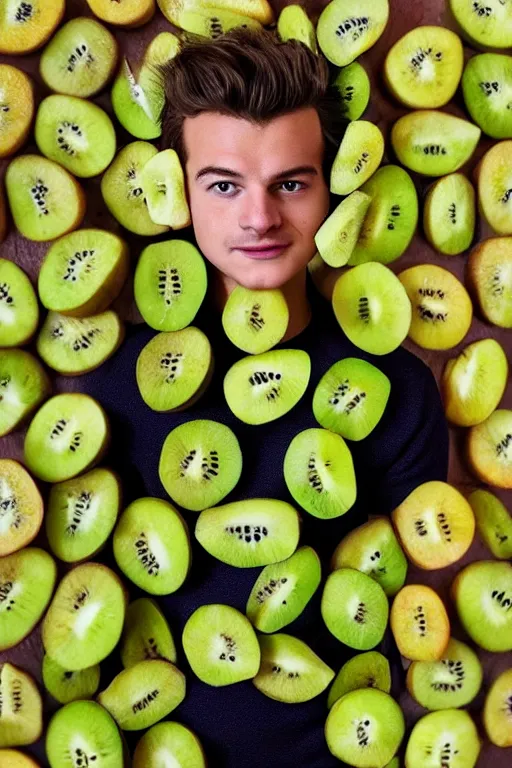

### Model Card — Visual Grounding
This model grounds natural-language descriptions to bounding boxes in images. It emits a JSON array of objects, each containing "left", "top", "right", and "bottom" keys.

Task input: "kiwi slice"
[
  {"left": 134, "top": 240, "right": 208, "bottom": 332},
  {"left": 423, "top": 173, "right": 476, "bottom": 255},
  {"left": 283, "top": 427, "right": 357, "bottom": 519},
  {"left": 195, "top": 498, "right": 300, "bottom": 568},
  {"left": 46, "top": 467, "right": 121, "bottom": 563},
  {"left": 391, "top": 110, "right": 481, "bottom": 176},
  {"left": 42, "top": 562, "right": 126, "bottom": 670},
  {"left": 325, "top": 688, "right": 405, "bottom": 767},
  {"left": 0, "top": 0, "right": 65, "bottom": 55},
  {"left": 133, "top": 721, "right": 206, "bottom": 768},
  {"left": 183, "top": 603, "right": 260, "bottom": 686},
  {"left": 0, "top": 547, "right": 57, "bottom": 652},
  {"left": 327, "top": 651, "right": 392, "bottom": 710},
  {"left": 463, "top": 53, "right": 512, "bottom": 139},
  {"left": 223, "top": 348, "right": 311, "bottom": 425},
  {"left": 139, "top": 149, "right": 191, "bottom": 229},
  {"left": 85, "top": 0, "right": 155, "bottom": 26},
  {"left": 467, "top": 409, "right": 512, "bottom": 488},
  {"left": 347, "top": 165, "right": 419, "bottom": 266},
  {"left": 406, "top": 637, "right": 483, "bottom": 711},
  {"left": 449, "top": 0, "right": 512, "bottom": 48},
  {"left": 315, "top": 191, "right": 372, "bottom": 268},
  {"left": 221, "top": 285, "right": 289, "bottom": 354},
  {"left": 120, "top": 597, "right": 177, "bottom": 668},
  {"left": 330, "top": 120, "right": 385, "bottom": 196},
  {"left": 277, "top": 5, "right": 318, "bottom": 52},
  {"left": 467, "top": 236, "right": 512, "bottom": 327},
  {"left": 24, "top": 393, "right": 110, "bottom": 483},
  {"left": 0, "top": 751, "right": 40, "bottom": 767},
  {"left": 46, "top": 699, "right": 123, "bottom": 768},
  {"left": 101, "top": 141, "right": 168, "bottom": 236},
  {"left": 334, "top": 62, "right": 371, "bottom": 121},
  {"left": 246, "top": 546, "right": 322, "bottom": 633},
  {"left": 390, "top": 584, "right": 450, "bottom": 662},
  {"left": 0, "top": 349, "right": 51, "bottom": 436},
  {"left": 0, "top": 260, "right": 39, "bottom": 347},
  {"left": 5, "top": 154, "right": 86, "bottom": 242},
  {"left": 157, "top": 0, "right": 274, "bottom": 26},
  {"left": 475, "top": 141, "right": 512, "bottom": 234},
  {"left": 172, "top": 8, "right": 262, "bottom": 37},
  {"left": 317, "top": 0, "right": 389, "bottom": 67},
  {"left": 136, "top": 328, "right": 213, "bottom": 412},
  {"left": 42, "top": 654, "right": 100, "bottom": 704},
  {"left": 468, "top": 488, "right": 512, "bottom": 559},
  {"left": 159, "top": 419, "right": 242, "bottom": 511},
  {"left": 332, "top": 262, "right": 412, "bottom": 355},
  {"left": 331, "top": 517, "right": 408, "bottom": 598},
  {"left": 404, "top": 708, "right": 480, "bottom": 768},
  {"left": 392, "top": 480, "right": 475, "bottom": 570},
  {"left": 0, "top": 65, "right": 34, "bottom": 158},
  {"left": 321, "top": 567, "right": 389, "bottom": 650},
  {"left": 253, "top": 633, "right": 334, "bottom": 703},
  {"left": 452, "top": 559, "right": 512, "bottom": 652},
  {"left": 0, "top": 460, "right": 43, "bottom": 557},
  {"left": 0, "top": 664, "right": 42, "bottom": 748},
  {"left": 384, "top": 26, "right": 464, "bottom": 109},
  {"left": 398, "top": 264, "right": 473, "bottom": 350},
  {"left": 39, "top": 16, "right": 118, "bottom": 98},
  {"left": 483, "top": 668, "right": 512, "bottom": 747}
]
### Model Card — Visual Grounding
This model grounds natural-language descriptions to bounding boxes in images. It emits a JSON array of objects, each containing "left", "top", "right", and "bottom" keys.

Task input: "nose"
[{"left": 238, "top": 185, "right": 283, "bottom": 233}]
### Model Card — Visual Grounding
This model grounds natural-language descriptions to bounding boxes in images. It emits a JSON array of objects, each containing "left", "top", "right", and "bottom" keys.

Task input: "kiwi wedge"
[
  {"left": 253, "top": 633, "right": 334, "bottom": 703},
  {"left": 222, "top": 285, "right": 289, "bottom": 354},
  {"left": 113, "top": 497, "right": 191, "bottom": 595},
  {"left": 246, "top": 546, "right": 322, "bottom": 633},
  {"left": 468, "top": 488, "right": 512, "bottom": 559},
  {"left": 45, "top": 699, "right": 123, "bottom": 768},
  {"left": 321, "top": 567, "right": 389, "bottom": 651},
  {"left": 327, "top": 651, "right": 392, "bottom": 709},
  {"left": 483, "top": 668, "right": 512, "bottom": 747},
  {"left": 0, "top": 664, "right": 42, "bottom": 748},
  {"left": 463, "top": 53, "right": 512, "bottom": 139},
  {"left": 0, "top": 460, "right": 43, "bottom": 557},
  {"left": 134, "top": 240, "right": 207, "bottom": 332},
  {"left": 0, "top": 0, "right": 65, "bottom": 55},
  {"left": 0, "top": 65, "right": 34, "bottom": 158},
  {"left": 120, "top": 597, "right": 177, "bottom": 668},
  {"left": 406, "top": 637, "right": 483, "bottom": 711},
  {"left": 157, "top": 0, "right": 274, "bottom": 26},
  {"left": 183, "top": 603, "right": 260, "bottom": 686},
  {"left": 0, "top": 547, "right": 57, "bottom": 652},
  {"left": 404, "top": 708, "right": 480, "bottom": 768},
  {"left": 317, "top": 0, "right": 389, "bottom": 67},
  {"left": 315, "top": 191, "right": 372, "bottom": 268},
  {"left": 331, "top": 517, "right": 408, "bottom": 598},
  {"left": 42, "top": 654, "right": 100, "bottom": 704},
  {"left": 172, "top": 8, "right": 262, "bottom": 37},
  {"left": 139, "top": 149, "right": 191, "bottom": 228},
  {"left": 223, "top": 348, "right": 311, "bottom": 425},
  {"left": 449, "top": 0, "right": 512, "bottom": 49},
  {"left": 0, "top": 349, "right": 51, "bottom": 436},
  {"left": 277, "top": 5, "right": 318, "bottom": 52},
  {"left": 325, "top": 688, "right": 405, "bottom": 767},
  {"left": 475, "top": 141, "right": 512, "bottom": 234},
  {"left": 423, "top": 173, "right": 475, "bottom": 255},
  {"left": 467, "top": 409, "right": 512, "bottom": 488},
  {"left": 391, "top": 110, "right": 481, "bottom": 176},
  {"left": 0, "top": 260, "right": 39, "bottom": 347},
  {"left": 330, "top": 120, "right": 385, "bottom": 196},
  {"left": 0, "top": 750, "right": 40, "bottom": 767},
  {"left": 39, "top": 16, "right": 118, "bottom": 98},
  {"left": 85, "top": 0, "right": 155, "bottom": 27},
  {"left": 467, "top": 236, "right": 512, "bottom": 327},
  {"left": 283, "top": 428, "right": 357, "bottom": 519},
  {"left": 42, "top": 562, "right": 126, "bottom": 670},
  {"left": 133, "top": 721, "right": 206, "bottom": 768},
  {"left": 159, "top": 419, "right": 242, "bottom": 511},
  {"left": 334, "top": 62, "right": 371, "bottom": 121},
  {"left": 390, "top": 584, "right": 450, "bottom": 662},
  {"left": 195, "top": 498, "right": 300, "bottom": 568},
  {"left": 332, "top": 262, "right": 412, "bottom": 355},
  {"left": 46, "top": 467, "right": 121, "bottom": 563},
  {"left": 6, "top": 154, "right": 86, "bottom": 242}
]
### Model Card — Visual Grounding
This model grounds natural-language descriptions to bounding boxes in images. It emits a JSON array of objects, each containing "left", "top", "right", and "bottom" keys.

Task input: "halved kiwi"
[
  {"left": 42, "top": 654, "right": 100, "bottom": 704},
  {"left": 483, "top": 668, "right": 512, "bottom": 747},
  {"left": 120, "top": 597, "right": 177, "bottom": 668},
  {"left": 449, "top": 0, "right": 512, "bottom": 49},
  {"left": 462, "top": 53, "right": 512, "bottom": 139},
  {"left": 405, "top": 708, "right": 480, "bottom": 768},
  {"left": 334, "top": 62, "right": 370, "bottom": 121},
  {"left": 222, "top": 285, "right": 289, "bottom": 354},
  {"left": 157, "top": 0, "right": 274, "bottom": 26},
  {"left": 133, "top": 722, "right": 206, "bottom": 768},
  {"left": 140, "top": 148, "right": 191, "bottom": 228},
  {"left": 171, "top": 8, "right": 262, "bottom": 37},
  {"left": 467, "top": 409, "right": 512, "bottom": 488},
  {"left": 0, "top": 259, "right": 39, "bottom": 348},
  {"left": 0, "top": 459, "right": 44, "bottom": 557},
  {"left": 277, "top": 4, "right": 318, "bottom": 52},
  {"left": 327, "top": 651, "right": 391, "bottom": 710},
  {"left": 330, "top": 120, "right": 385, "bottom": 196},
  {"left": 475, "top": 141, "right": 512, "bottom": 234},
  {"left": 467, "top": 236, "right": 512, "bottom": 327},
  {"left": 423, "top": 173, "right": 476, "bottom": 255},
  {"left": 390, "top": 584, "right": 450, "bottom": 661},
  {"left": 315, "top": 191, "right": 372, "bottom": 268},
  {"left": 0, "top": 750, "right": 40, "bottom": 767},
  {"left": 0, "top": 0, "right": 65, "bottom": 55},
  {"left": 0, "top": 349, "right": 51, "bottom": 436},
  {"left": 85, "top": 0, "right": 155, "bottom": 27},
  {"left": 317, "top": 0, "right": 389, "bottom": 67},
  {"left": 45, "top": 700, "right": 123, "bottom": 768},
  {"left": 0, "top": 65, "right": 34, "bottom": 158},
  {"left": 468, "top": 488, "right": 512, "bottom": 559},
  {"left": 0, "top": 663, "right": 42, "bottom": 748}
]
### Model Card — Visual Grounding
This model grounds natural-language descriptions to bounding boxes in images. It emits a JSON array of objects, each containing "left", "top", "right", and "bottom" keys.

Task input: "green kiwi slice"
[
  {"left": 0, "top": 64, "right": 34, "bottom": 158},
  {"left": 332, "top": 262, "right": 412, "bottom": 355},
  {"left": 24, "top": 393, "right": 110, "bottom": 483},
  {"left": 120, "top": 597, "right": 177, "bottom": 668},
  {"left": 38, "top": 228, "right": 129, "bottom": 317},
  {"left": 449, "top": 0, "right": 512, "bottom": 48},
  {"left": 390, "top": 584, "right": 450, "bottom": 662},
  {"left": 42, "top": 562, "right": 126, "bottom": 670},
  {"left": 0, "top": 349, "right": 51, "bottom": 436},
  {"left": 223, "top": 348, "right": 311, "bottom": 425},
  {"left": 405, "top": 708, "right": 480, "bottom": 768},
  {"left": 391, "top": 110, "right": 481, "bottom": 176},
  {"left": 195, "top": 498, "right": 300, "bottom": 567},
  {"left": 133, "top": 721, "right": 206, "bottom": 768},
  {"left": 277, "top": 4, "right": 318, "bottom": 52},
  {"left": 317, "top": 0, "right": 389, "bottom": 67},
  {"left": 173, "top": 8, "right": 262, "bottom": 37},
  {"left": 0, "top": 664, "right": 42, "bottom": 748},
  {"left": 325, "top": 688, "right": 405, "bottom": 767},
  {"left": 321, "top": 567, "right": 389, "bottom": 650},
  {"left": 0, "top": 0, "right": 65, "bottom": 56},
  {"left": 0, "top": 460, "right": 43, "bottom": 557},
  {"left": 467, "top": 237, "right": 512, "bottom": 327},
  {"left": 182, "top": 603, "right": 261, "bottom": 686},
  {"left": 46, "top": 700, "right": 123, "bottom": 768},
  {"left": 246, "top": 546, "right": 322, "bottom": 633},
  {"left": 483, "top": 668, "right": 512, "bottom": 747},
  {"left": 222, "top": 285, "right": 289, "bottom": 354},
  {"left": 159, "top": 419, "right": 242, "bottom": 511},
  {"left": 423, "top": 173, "right": 475, "bottom": 255},
  {"left": 253, "top": 633, "right": 334, "bottom": 703},
  {"left": 0, "top": 259, "right": 39, "bottom": 348},
  {"left": 463, "top": 53, "right": 512, "bottom": 139},
  {"left": 315, "top": 191, "right": 372, "bottom": 268},
  {"left": 468, "top": 488, "right": 512, "bottom": 559},
  {"left": 46, "top": 467, "right": 121, "bottom": 563},
  {"left": 327, "top": 651, "right": 392, "bottom": 709},
  {"left": 39, "top": 17, "right": 118, "bottom": 98},
  {"left": 334, "top": 62, "right": 371, "bottom": 121},
  {"left": 5, "top": 154, "right": 86, "bottom": 242},
  {"left": 452, "top": 559, "right": 512, "bottom": 652},
  {"left": 331, "top": 517, "right": 408, "bottom": 598},
  {"left": 42, "top": 654, "right": 100, "bottom": 704},
  {"left": 283, "top": 428, "right": 357, "bottom": 518},
  {"left": 330, "top": 120, "right": 385, "bottom": 196},
  {"left": 467, "top": 409, "right": 512, "bottom": 488},
  {"left": 0, "top": 547, "right": 57, "bottom": 652},
  {"left": 139, "top": 148, "right": 191, "bottom": 228}
]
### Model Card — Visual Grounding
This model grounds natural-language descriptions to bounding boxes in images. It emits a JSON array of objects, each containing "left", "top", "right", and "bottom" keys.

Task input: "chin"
[{"left": 229, "top": 253, "right": 310, "bottom": 291}]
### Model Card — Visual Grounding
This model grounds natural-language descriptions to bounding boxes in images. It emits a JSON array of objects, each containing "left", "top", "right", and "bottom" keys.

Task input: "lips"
[{"left": 235, "top": 244, "right": 290, "bottom": 260}]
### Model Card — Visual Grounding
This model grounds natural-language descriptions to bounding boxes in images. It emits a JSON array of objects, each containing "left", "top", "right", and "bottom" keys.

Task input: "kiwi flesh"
[
  {"left": 85, "top": 0, "right": 155, "bottom": 27},
  {"left": 133, "top": 721, "right": 206, "bottom": 768},
  {"left": 0, "top": 260, "right": 39, "bottom": 348},
  {"left": 463, "top": 53, "right": 512, "bottom": 139},
  {"left": 330, "top": 120, "right": 385, "bottom": 196},
  {"left": 0, "top": 64, "right": 34, "bottom": 158},
  {"left": 171, "top": 8, "right": 262, "bottom": 37},
  {"left": 467, "top": 236, "right": 512, "bottom": 327},
  {"left": 475, "top": 141, "right": 512, "bottom": 234},
  {"left": 0, "top": 0, "right": 65, "bottom": 55},
  {"left": 45, "top": 699, "right": 123, "bottom": 768},
  {"left": 327, "top": 651, "right": 392, "bottom": 710},
  {"left": 468, "top": 488, "right": 512, "bottom": 559},
  {"left": 277, "top": 5, "right": 318, "bottom": 52},
  {"left": 334, "top": 62, "right": 371, "bottom": 121},
  {"left": 315, "top": 191, "right": 372, "bottom": 268},
  {"left": 483, "top": 667, "right": 512, "bottom": 747},
  {"left": 390, "top": 584, "right": 450, "bottom": 661},
  {"left": 317, "top": 0, "right": 389, "bottom": 67},
  {"left": 467, "top": 409, "right": 512, "bottom": 488},
  {"left": 159, "top": 419, "right": 242, "bottom": 511},
  {"left": 0, "top": 663, "right": 42, "bottom": 748},
  {"left": 221, "top": 285, "right": 289, "bottom": 354},
  {"left": 195, "top": 498, "right": 300, "bottom": 568},
  {"left": 120, "top": 597, "right": 177, "bottom": 668},
  {"left": 449, "top": 0, "right": 512, "bottom": 49},
  {"left": 423, "top": 173, "right": 475, "bottom": 255},
  {"left": 0, "top": 460, "right": 44, "bottom": 557},
  {"left": 404, "top": 708, "right": 481, "bottom": 768},
  {"left": 0, "top": 349, "right": 51, "bottom": 437},
  {"left": 156, "top": 0, "right": 274, "bottom": 26},
  {"left": 42, "top": 654, "right": 100, "bottom": 704},
  {"left": 0, "top": 751, "right": 40, "bottom": 767},
  {"left": 140, "top": 149, "right": 191, "bottom": 228}
]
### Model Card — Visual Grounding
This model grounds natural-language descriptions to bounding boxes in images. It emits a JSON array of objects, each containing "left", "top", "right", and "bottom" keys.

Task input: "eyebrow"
[{"left": 195, "top": 165, "right": 319, "bottom": 182}]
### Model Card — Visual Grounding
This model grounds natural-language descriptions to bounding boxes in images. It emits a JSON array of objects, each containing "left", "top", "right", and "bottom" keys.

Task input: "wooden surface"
[{"left": 0, "top": 0, "right": 511, "bottom": 765}]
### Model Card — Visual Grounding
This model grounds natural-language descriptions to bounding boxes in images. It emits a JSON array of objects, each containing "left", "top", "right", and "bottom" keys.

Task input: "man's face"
[{"left": 182, "top": 107, "right": 330, "bottom": 290}]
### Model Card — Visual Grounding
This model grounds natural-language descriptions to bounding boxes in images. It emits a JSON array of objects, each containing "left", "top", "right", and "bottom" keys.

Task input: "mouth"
[{"left": 234, "top": 244, "right": 290, "bottom": 260}]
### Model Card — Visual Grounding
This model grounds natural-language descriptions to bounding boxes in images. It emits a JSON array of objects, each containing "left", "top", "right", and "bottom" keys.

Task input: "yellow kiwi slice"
[
  {"left": 0, "top": 663, "right": 42, "bottom": 748},
  {"left": 0, "top": 349, "right": 51, "bottom": 437},
  {"left": 449, "top": 0, "right": 512, "bottom": 49},
  {"left": 0, "top": 259, "right": 39, "bottom": 347},
  {"left": 314, "top": 191, "right": 372, "bottom": 267},
  {"left": 140, "top": 149, "right": 191, "bottom": 229},
  {"left": 0, "top": 750, "right": 41, "bottom": 767},
  {"left": 277, "top": 4, "right": 318, "bottom": 52},
  {"left": 157, "top": 0, "right": 274, "bottom": 26},
  {"left": 0, "top": 459, "right": 43, "bottom": 557},
  {"left": 405, "top": 708, "right": 481, "bottom": 768},
  {"left": 390, "top": 584, "right": 450, "bottom": 661},
  {"left": 483, "top": 668, "right": 512, "bottom": 747},
  {"left": 317, "top": 0, "right": 390, "bottom": 67},
  {"left": 0, "top": 0, "right": 65, "bottom": 55},
  {"left": 467, "top": 409, "right": 512, "bottom": 489},
  {"left": 468, "top": 488, "right": 512, "bottom": 560},
  {"left": 222, "top": 286, "right": 289, "bottom": 354},
  {"left": 423, "top": 173, "right": 476, "bottom": 256},
  {"left": 476, "top": 140, "right": 512, "bottom": 234},
  {"left": 0, "top": 65, "right": 34, "bottom": 159},
  {"left": 173, "top": 8, "right": 262, "bottom": 37},
  {"left": 467, "top": 237, "right": 512, "bottom": 328},
  {"left": 330, "top": 120, "right": 385, "bottom": 196},
  {"left": 85, "top": 0, "right": 155, "bottom": 27}
]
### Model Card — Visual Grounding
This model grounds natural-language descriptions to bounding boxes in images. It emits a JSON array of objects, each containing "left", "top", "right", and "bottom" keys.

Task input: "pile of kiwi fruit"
[{"left": 0, "top": 0, "right": 511, "bottom": 766}]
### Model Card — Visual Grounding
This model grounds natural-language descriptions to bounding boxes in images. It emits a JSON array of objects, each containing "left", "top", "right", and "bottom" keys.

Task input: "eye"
[{"left": 209, "top": 180, "right": 307, "bottom": 195}]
